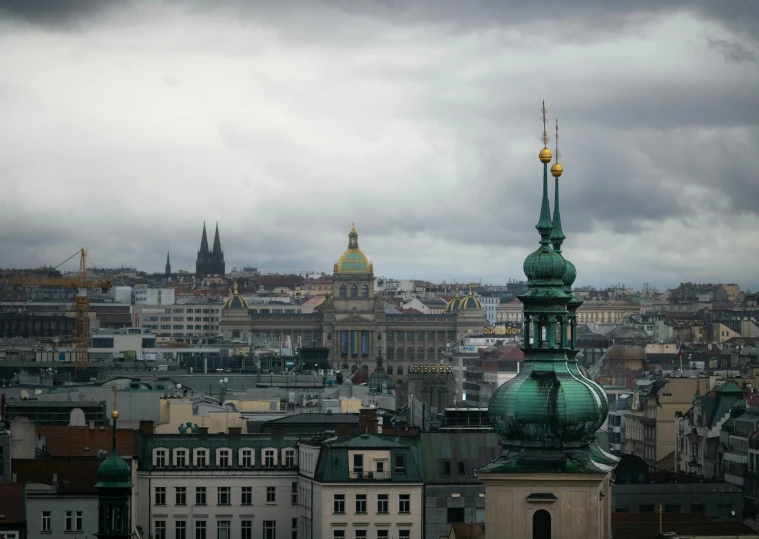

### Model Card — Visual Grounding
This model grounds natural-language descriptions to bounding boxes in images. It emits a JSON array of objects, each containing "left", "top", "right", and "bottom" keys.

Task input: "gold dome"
[
  {"left": 335, "top": 224, "right": 372, "bottom": 274},
  {"left": 551, "top": 163, "right": 563, "bottom": 177},
  {"left": 539, "top": 147, "right": 552, "bottom": 163}
]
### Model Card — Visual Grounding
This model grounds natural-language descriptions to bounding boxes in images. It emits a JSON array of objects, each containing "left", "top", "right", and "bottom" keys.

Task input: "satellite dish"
[
  {"left": 224, "top": 377, "right": 229, "bottom": 383},
  {"left": 176, "top": 384, "right": 182, "bottom": 389},
  {"left": 97, "top": 449, "right": 108, "bottom": 460}
]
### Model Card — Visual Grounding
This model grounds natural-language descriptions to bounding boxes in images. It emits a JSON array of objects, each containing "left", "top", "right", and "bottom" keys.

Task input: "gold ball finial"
[
  {"left": 111, "top": 410, "right": 119, "bottom": 419},
  {"left": 539, "top": 147, "right": 552, "bottom": 163},
  {"left": 551, "top": 163, "right": 563, "bottom": 177}
]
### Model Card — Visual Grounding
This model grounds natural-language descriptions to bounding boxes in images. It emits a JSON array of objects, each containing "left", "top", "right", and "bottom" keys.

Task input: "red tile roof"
[
  {"left": 12, "top": 458, "right": 106, "bottom": 494},
  {"left": 611, "top": 512, "right": 756, "bottom": 538},
  {"left": 0, "top": 483, "right": 26, "bottom": 525},
  {"left": 449, "top": 524, "right": 485, "bottom": 539},
  {"left": 36, "top": 425, "right": 136, "bottom": 458}
]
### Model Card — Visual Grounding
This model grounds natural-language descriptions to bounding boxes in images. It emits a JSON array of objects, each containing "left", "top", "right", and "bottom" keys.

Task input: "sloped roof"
[
  {"left": 12, "top": 458, "right": 105, "bottom": 494},
  {"left": 449, "top": 524, "right": 485, "bottom": 539},
  {"left": 265, "top": 413, "right": 358, "bottom": 425},
  {"left": 611, "top": 513, "right": 756, "bottom": 539},
  {"left": 37, "top": 425, "right": 137, "bottom": 457},
  {"left": 0, "top": 483, "right": 26, "bottom": 524}
]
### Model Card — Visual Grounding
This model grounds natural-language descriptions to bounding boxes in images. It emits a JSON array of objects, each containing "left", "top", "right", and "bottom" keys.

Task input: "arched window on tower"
[
  {"left": 533, "top": 509, "right": 551, "bottom": 539},
  {"left": 538, "top": 316, "right": 548, "bottom": 346},
  {"left": 339, "top": 285, "right": 347, "bottom": 298},
  {"left": 350, "top": 285, "right": 358, "bottom": 298},
  {"left": 361, "top": 284, "right": 369, "bottom": 298}
]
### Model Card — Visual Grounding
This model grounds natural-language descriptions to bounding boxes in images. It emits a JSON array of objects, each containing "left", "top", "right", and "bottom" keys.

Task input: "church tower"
[
  {"left": 95, "top": 408, "right": 132, "bottom": 539},
  {"left": 478, "top": 103, "right": 617, "bottom": 539},
  {"left": 165, "top": 249, "right": 171, "bottom": 278},
  {"left": 196, "top": 222, "right": 226, "bottom": 277}
]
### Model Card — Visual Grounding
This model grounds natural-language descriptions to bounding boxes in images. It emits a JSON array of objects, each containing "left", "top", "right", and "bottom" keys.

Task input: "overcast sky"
[{"left": 1, "top": 1, "right": 758, "bottom": 291}]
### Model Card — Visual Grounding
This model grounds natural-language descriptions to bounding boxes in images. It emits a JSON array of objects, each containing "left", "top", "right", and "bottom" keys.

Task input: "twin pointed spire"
[{"left": 535, "top": 101, "right": 566, "bottom": 251}]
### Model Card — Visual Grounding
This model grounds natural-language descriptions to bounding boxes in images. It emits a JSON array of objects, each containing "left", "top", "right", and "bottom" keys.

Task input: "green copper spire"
[
  {"left": 483, "top": 104, "right": 614, "bottom": 476},
  {"left": 549, "top": 118, "right": 565, "bottom": 250}
]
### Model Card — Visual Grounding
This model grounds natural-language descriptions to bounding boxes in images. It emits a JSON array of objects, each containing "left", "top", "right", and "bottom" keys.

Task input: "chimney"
[
  {"left": 359, "top": 408, "right": 379, "bottom": 434},
  {"left": 198, "top": 426, "right": 209, "bottom": 436},
  {"left": 336, "top": 424, "right": 352, "bottom": 438},
  {"left": 139, "top": 421, "right": 155, "bottom": 435},
  {"left": 228, "top": 427, "right": 241, "bottom": 436}
]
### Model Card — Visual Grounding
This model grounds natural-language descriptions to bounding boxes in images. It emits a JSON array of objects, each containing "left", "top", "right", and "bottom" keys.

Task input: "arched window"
[
  {"left": 361, "top": 284, "right": 369, "bottom": 298},
  {"left": 407, "top": 347, "right": 414, "bottom": 361},
  {"left": 397, "top": 347, "right": 404, "bottom": 360},
  {"left": 350, "top": 284, "right": 358, "bottom": 298},
  {"left": 387, "top": 366, "right": 393, "bottom": 375},
  {"left": 397, "top": 365, "right": 403, "bottom": 376},
  {"left": 387, "top": 347, "right": 394, "bottom": 360},
  {"left": 533, "top": 509, "right": 551, "bottom": 539},
  {"left": 428, "top": 347, "right": 434, "bottom": 360},
  {"left": 339, "top": 285, "right": 347, "bottom": 298},
  {"left": 417, "top": 347, "right": 424, "bottom": 361}
]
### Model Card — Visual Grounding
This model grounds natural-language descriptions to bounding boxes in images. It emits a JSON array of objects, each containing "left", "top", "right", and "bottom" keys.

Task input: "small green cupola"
[
  {"left": 482, "top": 103, "right": 615, "bottom": 475},
  {"left": 95, "top": 409, "right": 132, "bottom": 539}
]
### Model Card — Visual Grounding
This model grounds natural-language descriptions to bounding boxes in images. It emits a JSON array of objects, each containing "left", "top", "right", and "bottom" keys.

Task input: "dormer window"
[
  {"left": 218, "top": 449, "right": 231, "bottom": 468},
  {"left": 175, "top": 449, "right": 187, "bottom": 468},
  {"left": 154, "top": 449, "right": 167, "bottom": 468},
  {"left": 264, "top": 449, "right": 276, "bottom": 468}
]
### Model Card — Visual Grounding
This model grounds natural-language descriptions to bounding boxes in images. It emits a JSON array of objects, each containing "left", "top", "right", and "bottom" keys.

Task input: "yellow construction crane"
[{"left": 8, "top": 248, "right": 113, "bottom": 370}]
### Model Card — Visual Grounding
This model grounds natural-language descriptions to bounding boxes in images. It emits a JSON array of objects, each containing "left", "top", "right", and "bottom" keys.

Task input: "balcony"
[{"left": 350, "top": 471, "right": 391, "bottom": 481}]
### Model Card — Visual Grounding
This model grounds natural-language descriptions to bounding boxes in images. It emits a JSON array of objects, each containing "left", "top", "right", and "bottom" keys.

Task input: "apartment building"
[
  {"left": 136, "top": 430, "right": 301, "bottom": 539},
  {"left": 133, "top": 303, "right": 223, "bottom": 343},
  {"left": 298, "top": 433, "right": 423, "bottom": 539}
]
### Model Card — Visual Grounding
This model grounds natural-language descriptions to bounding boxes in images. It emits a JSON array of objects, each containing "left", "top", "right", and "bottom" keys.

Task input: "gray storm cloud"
[{"left": 0, "top": 0, "right": 758, "bottom": 289}]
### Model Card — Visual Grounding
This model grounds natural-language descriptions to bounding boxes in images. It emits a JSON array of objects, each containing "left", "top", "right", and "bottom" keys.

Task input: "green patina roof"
[
  {"left": 339, "top": 251, "right": 369, "bottom": 272},
  {"left": 419, "top": 432, "right": 500, "bottom": 483},
  {"left": 313, "top": 434, "right": 422, "bottom": 483},
  {"left": 95, "top": 451, "right": 132, "bottom": 489}
]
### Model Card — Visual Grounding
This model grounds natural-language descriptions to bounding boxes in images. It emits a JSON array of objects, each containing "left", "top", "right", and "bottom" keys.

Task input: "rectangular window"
[
  {"left": 458, "top": 461, "right": 465, "bottom": 474},
  {"left": 285, "top": 451, "right": 295, "bottom": 468},
  {"left": 377, "top": 531, "right": 389, "bottom": 539},
  {"left": 356, "top": 494, "right": 367, "bottom": 513},
  {"left": 42, "top": 511, "right": 51, "bottom": 532},
  {"left": 639, "top": 505, "right": 655, "bottom": 513},
  {"left": 195, "top": 487, "right": 206, "bottom": 505},
  {"left": 217, "top": 521, "right": 230, "bottom": 539},
  {"left": 376, "top": 461, "right": 385, "bottom": 473},
  {"left": 218, "top": 487, "right": 231, "bottom": 505},
  {"left": 395, "top": 454, "right": 406, "bottom": 473},
  {"left": 156, "top": 449, "right": 167, "bottom": 468},
  {"left": 75, "top": 511, "right": 82, "bottom": 531},
  {"left": 334, "top": 532, "right": 345, "bottom": 539},
  {"left": 691, "top": 503, "right": 705, "bottom": 513},
  {"left": 176, "top": 451, "right": 186, "bottom": 468},
  {"left": 156, "top": 486, "right": 167, "bottom": 505},
  {"left": 241, "top": 521, "right": 253, "bottom": 539},
  {"left": 196, "top": 451, "right": 207, "bottom": 468},
  {"left": 155, "top": 521, "right": 166, "bottom": 539},
  {"left": 444, "top": 461, "right": 451, "bottom": 475},
  {"left": 263, "top": 521, "right": 276, "bottom": 539},
  {"left": 292, "top": 481, "right": 298, "bottom": 505},
  {"left": 356, "top": 531, "right": 367, "bottom": 539},
  {"left": 175, "top": 486, "right": 187, "bottom": 505},
  {"left": 194, "top": 521, "right": 206, "bottom": 539},
  {"left": 664, "top": 504, "right": 680, "bottom": 513},
  {"left": 267, "top": 486, "right": 276, "bottom": 504},
  {"left": 353, "top": 454, "right": 364, "bottom": 473},
  {"left": 399, "top": 494, "right": 410, "bottom": 513},
  {"left": 407, "top": 330, "right": 414, "bottom": 341},
  {"left": 399, "top": 531, "right": 410, "bottom": 539},
  {"left": 241, "top": 449, "right": 253, "bottom": 468},
  {"left": 242, "top": 486, "right": 253, "bottom": 505},
  {"left": 292, "top": 518, "right": 298, "bottom": 539},
  {"left": 175, "top": 521, "right": 187, "bottom": 539},
  {"left": 377, "top": 494, "right": 389, "bottom": 514},
  {"left": 334, "top": 494, "right": 345, "bottom": 513},
  {"left": 264, "top": 449, "right": 275, "bottom": 468},
  {"left": 447, "top": 507, "right": 465, "bottom": 523},
  {"left": 219, "top": 450, "right": 230, "bottom": 468}
]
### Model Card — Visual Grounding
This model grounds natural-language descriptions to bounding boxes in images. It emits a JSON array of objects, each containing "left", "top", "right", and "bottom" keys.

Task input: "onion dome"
[
  {"left": 95, "top": 411, "right": 132, "bottom": 488},
  {"left": 335, "top": 224, "right": 372, "bottom": 274},
  {"left": 223, "top": 282, "right": 249, "bottom": 310},
  {"left": 458, "top": 284, "right": 483, "bottom": 311},
  {"left": 523, "top": 245, "right": 566, "bottom": 283},
  {"left": 445, "top": 288, "right": 463, "bottom": 312}
]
